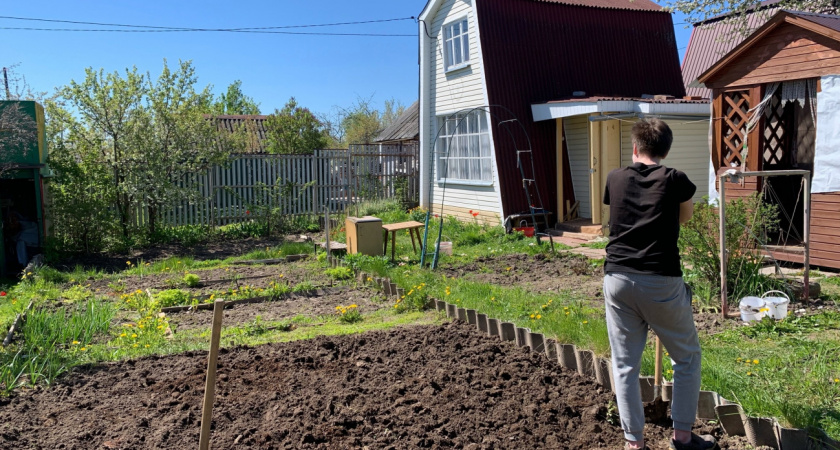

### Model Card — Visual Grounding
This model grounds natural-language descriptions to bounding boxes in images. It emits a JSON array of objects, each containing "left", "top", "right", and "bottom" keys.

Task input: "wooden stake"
[
  {"left": 199, "top": 300, "right": 225, "bottom": 450},
  {"left": 654, "top": 335, "right": 663, "bottom": 399}
]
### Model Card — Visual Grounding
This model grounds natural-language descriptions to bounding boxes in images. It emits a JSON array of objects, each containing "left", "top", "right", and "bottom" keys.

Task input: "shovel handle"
[{"left": 654, "top": 335, "right": 663, "bottom": 387}]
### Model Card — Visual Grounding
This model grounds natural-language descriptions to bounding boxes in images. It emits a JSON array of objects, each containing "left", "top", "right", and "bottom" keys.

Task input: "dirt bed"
[
  {"left": 87, "top": 259, "right": 325, "bottom": 298},
  {"left": 0, "top": 321, "right": 746, "bottom": 449},
  {"left": 53, "top": 236, "right": 311, "bottom": 273},
  {"left": 169, "top": 287, "right": 388, "bottom": 331}
]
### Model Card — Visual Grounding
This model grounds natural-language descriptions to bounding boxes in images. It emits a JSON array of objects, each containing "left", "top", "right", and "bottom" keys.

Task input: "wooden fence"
[{"left": 159, "top": 143, "right": 419, "bottom": 227}]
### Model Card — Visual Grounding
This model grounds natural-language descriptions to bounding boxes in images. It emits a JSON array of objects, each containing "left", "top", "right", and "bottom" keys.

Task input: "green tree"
[
  {"left": 264, "top": 97, "right": 327, "bottom": 154},
  {"left": 52, "top": 60, "right": 247, "bottom": 243},
  {"left": 212, "top": 80, "right": 260, "bottom": 115},
  {"left": 0, "top": 102, "right": 38, "bottom": 177},
  {"left": 324, "top": 96, "right": 406, "bottom": 147}
]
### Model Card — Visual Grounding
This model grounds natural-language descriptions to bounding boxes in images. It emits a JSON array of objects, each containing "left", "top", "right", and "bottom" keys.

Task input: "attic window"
[{"left": 444, "top": 17, "right": 470, "bottom": 71}]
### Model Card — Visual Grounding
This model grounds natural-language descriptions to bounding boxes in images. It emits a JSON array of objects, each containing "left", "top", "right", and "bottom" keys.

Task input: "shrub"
[
  {"left": 182, "top": 273, "right": 201, "bottom": 288},
  {"left": 679, "top": 194, "right": 788, "bottom": 307},
  {"left": 155, "top": 289, "right": 191, "bottom": 308},
  {"left": 325, "top": 267, "right": 353, "bottom": 281}
]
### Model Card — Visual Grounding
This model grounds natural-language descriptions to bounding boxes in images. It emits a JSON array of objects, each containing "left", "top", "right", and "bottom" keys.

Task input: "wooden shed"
[{"left": 696, "top": 10, "right": 840, "bottom": 269}]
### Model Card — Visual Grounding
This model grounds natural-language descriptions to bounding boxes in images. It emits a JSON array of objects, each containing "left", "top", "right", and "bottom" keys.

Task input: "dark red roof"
[
  {"left": 476, "top": 0, "right": 685, "bottom": 219},
  {"left": 534, "top": 0, "right": 661, "bottom": 11},
  {"left": 788, "top": 10, "right": 840, "bottom": 33}
]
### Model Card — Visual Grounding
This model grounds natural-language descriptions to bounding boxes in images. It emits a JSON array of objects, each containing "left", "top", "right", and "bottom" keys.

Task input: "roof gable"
[
  {"left": 374, "top": 101, "right": 419, "bottom": 143},
  {"left": 698, "top": 11, "right": 840, "bottom": 88}
]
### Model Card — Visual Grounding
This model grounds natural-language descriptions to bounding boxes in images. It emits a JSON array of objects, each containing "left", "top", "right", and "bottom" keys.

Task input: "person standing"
[{"left": 602, "top": 118, "right": 715, "bottom": 450}]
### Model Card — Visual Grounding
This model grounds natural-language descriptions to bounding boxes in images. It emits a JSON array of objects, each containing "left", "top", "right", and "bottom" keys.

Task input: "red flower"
[
  {"left": 0, "top": 292, "right": 5, "bottom": 297},
  {"left": 469, "top": 210, "right": 473, "bottom": 214},
  {"left": 246, "top": 210, "right": 251, "bottom": 215},
  {"left": 434, "top": 214, "right": 439, "bottom": 218},
  {"left": 471, "top": 211, "right": 479, "bottom": 217}
]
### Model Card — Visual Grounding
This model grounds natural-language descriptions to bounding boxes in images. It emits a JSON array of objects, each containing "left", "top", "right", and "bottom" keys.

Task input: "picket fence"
[{"left": 158, "top": 143, "right": 419, "bottom": 227}]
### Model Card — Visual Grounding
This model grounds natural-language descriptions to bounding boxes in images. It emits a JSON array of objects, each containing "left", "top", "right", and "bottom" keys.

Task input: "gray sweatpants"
[{"left": 603, "top": 272, "right": 702, "bottom": 441}]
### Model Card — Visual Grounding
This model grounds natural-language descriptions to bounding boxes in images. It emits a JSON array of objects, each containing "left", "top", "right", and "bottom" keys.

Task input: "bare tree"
[{"left": 667, "top": 0, "right": 838, "bottom": 29}]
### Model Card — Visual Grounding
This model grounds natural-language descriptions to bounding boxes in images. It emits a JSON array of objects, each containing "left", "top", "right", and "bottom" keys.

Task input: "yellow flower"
[
  {"left": 536, "top": 314, "right": 542, "bottom": 319},
  {"left": 834, "top": 378, "right": 839, "bottom": 383},
  {"left": 72, "top": 340, "right": 80, "bottom": 345},
  {"left": 133, "top": 344, "right": 138, "bottom": 348},
  {"left": 753, "top": 359, "right": 759, "bottom": 364},
  {"left": 80, "top": 347, "right": 87, "bottom": 351},
  {"left": 120, "top": 333, "right": 127, "bottom": 338},
  {"left": 145, "top": 344, "right": 150, "bottom": 348},
  {"left": 582, "top": 320, "right": 588, "bottom": 324},
  {"left": 565, "top": 312, "right": 569, "bottom": 315},
  {"left": 747, "top": 371, "right": 752, "bottom": 376},
  {"left": 126, "top": 261, "right": 132, "bottom": 265},
  {"left": 131, "top": 334, "right": 138, "bottom": 338},
  {"left": 530, "top": 314, "right": 535, "bottom": 319},
  {"left": 350, "top": 304, "right": 357, "bottom": 308}
]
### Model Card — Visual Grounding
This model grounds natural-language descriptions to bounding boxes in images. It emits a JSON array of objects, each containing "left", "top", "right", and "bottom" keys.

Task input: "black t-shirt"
[{"left": 603, "top": 163, "right": 696, "bottom": 277}]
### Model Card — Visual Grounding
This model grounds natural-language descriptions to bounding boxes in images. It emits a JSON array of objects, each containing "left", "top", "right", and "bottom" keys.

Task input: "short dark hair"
[{"left": 632, "top": 118, "right": 673, "bottom": 159}]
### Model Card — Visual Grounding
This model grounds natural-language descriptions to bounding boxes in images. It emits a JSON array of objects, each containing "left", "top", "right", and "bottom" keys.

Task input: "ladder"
[{"left": 514, "top": 142, "right": 555, "bottom": 252}]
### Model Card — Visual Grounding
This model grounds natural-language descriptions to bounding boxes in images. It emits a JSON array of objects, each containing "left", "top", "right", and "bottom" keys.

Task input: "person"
[
  {"left": 602, "top": 118, "right": 715, "bottom": 450},
  {"left": 5, "top": 209, "right": 39, "bottom": 268}
]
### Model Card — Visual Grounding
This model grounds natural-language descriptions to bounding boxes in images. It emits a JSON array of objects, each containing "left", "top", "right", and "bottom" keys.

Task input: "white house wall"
[
  {"left": 564, "top": 115, "right": 591, "bottom": 219},
  {"left": 424, "top": 0, "right": 502, "bottom": 224},
  {"left": 620, "top": 120, "right": 709, "bottom": 202}
]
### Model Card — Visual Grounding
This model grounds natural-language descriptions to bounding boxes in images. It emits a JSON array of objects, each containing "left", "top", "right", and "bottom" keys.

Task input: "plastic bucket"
[
  {"left": 438, "top": 241, "right": 453, "bottom": 256},
  {"left": 762, "top": 290, "right": 790, "bottom": 319},
  {"left": 513, "top": 226, "right": 535, "bottom": 237},
  {"left": 739, "top": 296, "right": 766, "bottom": 322}
]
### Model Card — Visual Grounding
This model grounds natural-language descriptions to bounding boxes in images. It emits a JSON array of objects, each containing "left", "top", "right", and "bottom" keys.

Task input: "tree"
[
  {"left": 0, "top": 102, "right": 38, "bottom": 177},
  {"left": 264, "top": 97, "right": 328, "bottom": 154},
  {"left": 212, "top": 80, "right": 261, "bottom": 115},
  {"left": 322, "top": 96, "right": 406, "bottom": 147},
  {"left": 52, "top": 60, "right": 247, "bottom": 241},
  {"left": 667, "top": 0, "right": 837, "bottom": 28}
]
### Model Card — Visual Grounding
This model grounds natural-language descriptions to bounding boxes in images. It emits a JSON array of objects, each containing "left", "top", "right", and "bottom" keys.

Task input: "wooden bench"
[{"left": 382, "top": 221, "right": 424, "bottom": 261}]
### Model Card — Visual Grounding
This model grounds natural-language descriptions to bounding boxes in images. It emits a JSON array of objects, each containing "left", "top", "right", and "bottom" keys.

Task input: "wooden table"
[{"left": 382, "top": 221, "right": 425, "bottom": 261}]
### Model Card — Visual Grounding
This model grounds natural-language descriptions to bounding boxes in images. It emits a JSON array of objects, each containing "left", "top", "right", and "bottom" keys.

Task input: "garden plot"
[
  {"left": 85, "top": 258, "right": 323, "bottom": 300},
  {"left": 0, "top": 321, "right": 743, "bottom": 450},
  {"left": 168, "top": 286, "right": 388, "bottom": 331}
]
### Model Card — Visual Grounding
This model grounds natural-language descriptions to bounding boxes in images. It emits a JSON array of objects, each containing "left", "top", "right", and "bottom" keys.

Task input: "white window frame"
[
  {"left": 443, "top": 16, "right": 471, "bottom": 72},
  {"left": 436, "top": 110, "right": 493, "bottom": 186}
]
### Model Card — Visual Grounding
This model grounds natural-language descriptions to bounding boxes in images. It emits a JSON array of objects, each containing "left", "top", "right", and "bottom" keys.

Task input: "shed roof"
[
  {"left": 475, "top": 0, "right": 685, "bottom": 217},
  {"left": 696, "top": 10, "right": 840, "bottom": 87},
  {"left": 208, "top": 115, "right": 269, "bottom": 153},
  {"left": 681, "top": 1, "right": 782, "bottom": 98},
  {"left": 374, "top": 101, "right": 419, "bottom": 143}
]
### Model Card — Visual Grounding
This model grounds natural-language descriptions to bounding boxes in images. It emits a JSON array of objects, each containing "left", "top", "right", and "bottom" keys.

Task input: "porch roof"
[{"left": 530, "top": 96, "right": 710, "bottom": 122}]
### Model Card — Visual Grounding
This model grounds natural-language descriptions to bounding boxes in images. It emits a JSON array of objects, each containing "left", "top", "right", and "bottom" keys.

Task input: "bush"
[
  {"left": 679, "top": 194, "right": 789, "bottom": 307},
  {"left": 155, "top": 289, "right": 191, "bottom": 308},
  {"left": 182, "top": 273, "right": 201, "bottom": 288},
  {"left": 325, "top": 267, "right": 353, "bottom": 280}
]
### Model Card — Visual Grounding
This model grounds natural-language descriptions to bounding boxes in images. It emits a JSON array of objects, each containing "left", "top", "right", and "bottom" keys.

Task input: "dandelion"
[
  {"left": 133, "top": 344, "right": 139, "bottom": 348},
  {"left": 582, "top": 320, "right": 588, "bottom": 324},
  {"left": 72, "top": 341, "right": 80, "bottom": 345},
  {"left": 753, "top": 359, "right": 759, "bottom": 364},
  {"left": 80, "top": 347, "right": 87, "bottom": 351},
  {"left": 126, "top": 261, "right": 132, "bottom": 266},
  {"left": 145, "top": 344, "right": 150, "bottom": 348},
  {"left": 536, "top": 314, "right": 542, "bottom": 320},
  {"left": 834, "top": 378, "right": 839, "bottom": 383},
  {"left": 120, "top": 333, "right": 127, "bottom": 338},
  {"left": 131, "top": 334, "right": 138, "bottom": 338},
  {"left": 530, "top": 314, "right": 535, "bottom": 319}
]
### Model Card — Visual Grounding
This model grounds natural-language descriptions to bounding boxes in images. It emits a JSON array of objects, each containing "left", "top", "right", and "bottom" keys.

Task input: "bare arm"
[{"left": 679, "top": 200, "right": 694, "bottom": 225}]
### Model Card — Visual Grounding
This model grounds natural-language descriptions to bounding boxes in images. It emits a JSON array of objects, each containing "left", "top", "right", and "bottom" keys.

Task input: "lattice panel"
[
  {"left": 762, "top": 93, "right": 787, "bottom": 167},
  {"left": 721, "top": 90, "right": 750, "bottom": 168}
]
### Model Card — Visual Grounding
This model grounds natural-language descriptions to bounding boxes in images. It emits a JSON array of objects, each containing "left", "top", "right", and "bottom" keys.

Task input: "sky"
[{"left": 2, "top": 1, "right": 693, "bottom": 117}]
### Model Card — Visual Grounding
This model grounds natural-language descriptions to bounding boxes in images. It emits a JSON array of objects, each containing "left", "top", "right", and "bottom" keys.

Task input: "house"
[
  {"left": 694, "top": 9, "right": 840, "bottom": 270},
  {"left": 374, "top": 101, "right": 419, "bottom": 146},
  {"left": 418, "top": 0, "right": 711, "bottom": 231},
  {"left": 210, "top": 114, "right": 270, "bottom": 153}
]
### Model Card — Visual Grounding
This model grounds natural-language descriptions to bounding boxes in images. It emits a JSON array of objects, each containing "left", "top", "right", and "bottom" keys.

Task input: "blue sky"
[{"left": 2, "top": 1, "right": 692, "bottom": 116}]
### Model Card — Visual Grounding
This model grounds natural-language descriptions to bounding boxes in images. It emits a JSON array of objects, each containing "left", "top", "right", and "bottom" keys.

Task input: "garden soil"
[
  {"left": 86, "top": 259, "right": 322, "bottom": 298},
  {"left": 0, "top": 321, "right": 747, "bottom": 449},
  {"left": 168, "top": 287, "right": 389, "bottom": 331}
]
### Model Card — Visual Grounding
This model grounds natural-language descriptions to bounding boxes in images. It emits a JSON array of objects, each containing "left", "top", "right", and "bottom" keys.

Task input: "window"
[
  {"left": 436, "top": 111, "right": 492, "bottom": 183},
  {"left": 444, "top": 18, "right": 470, "bottom": 70}
]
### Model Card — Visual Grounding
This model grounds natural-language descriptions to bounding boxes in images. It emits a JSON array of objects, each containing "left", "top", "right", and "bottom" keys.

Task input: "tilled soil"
[
  {"left": 0, "top": 321, "right": 747, "bottom": 450},
  {"left": 169, "top": 287, "right": 388, "bottom": 331},
  {"left": 86, "top": 259, "right": 323, "bottom": 299}
]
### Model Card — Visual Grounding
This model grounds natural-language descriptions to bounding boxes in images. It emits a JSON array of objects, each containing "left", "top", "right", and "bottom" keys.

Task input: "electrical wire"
[
  {"left": 0, "top": 15, "right": 416, "bottom": 36},
  {"left": 0, "top": 27, "right": 415, "bottom": 36}
]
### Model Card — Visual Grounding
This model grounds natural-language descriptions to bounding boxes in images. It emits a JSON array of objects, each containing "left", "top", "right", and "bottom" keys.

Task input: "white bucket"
[
  {"left": 762, "top": 291, "right": 790, "bottom": 320},
  {"left": 739, "top": 296, "right": 766, "bottom": 322},
  {"left": 438, "top": 241, "right": 453, "bottom": 256}
]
